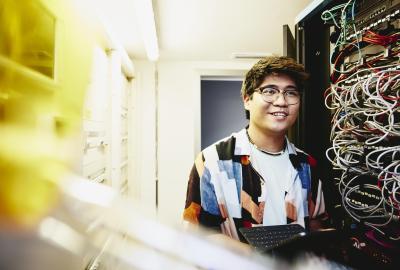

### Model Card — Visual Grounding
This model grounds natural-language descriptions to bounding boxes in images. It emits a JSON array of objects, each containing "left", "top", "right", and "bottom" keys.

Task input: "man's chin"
[{"left": 261, "top": 126, "right": 289, "bottom": 136}]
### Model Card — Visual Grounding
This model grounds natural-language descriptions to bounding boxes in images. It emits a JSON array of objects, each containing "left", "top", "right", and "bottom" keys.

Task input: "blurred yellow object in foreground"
[
  {"left": 0, "top": 0, "right": 95, "bottom": 227},
  {"left": 0, "top": 127, "right": 66, "bottom": 226}
]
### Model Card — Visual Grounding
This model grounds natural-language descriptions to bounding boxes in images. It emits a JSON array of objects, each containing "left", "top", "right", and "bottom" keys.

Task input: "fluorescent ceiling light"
[
  {"left": 231, "top": 52, "right": 273, "bottom": 59},
  {"left": 134, "top": 0, "right": 159, "bottom": 61}
]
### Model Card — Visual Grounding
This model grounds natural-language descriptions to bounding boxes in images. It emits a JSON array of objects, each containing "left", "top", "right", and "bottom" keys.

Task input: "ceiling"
[{"left": 98, "top": 0, "right": 313, "bottom": 61}]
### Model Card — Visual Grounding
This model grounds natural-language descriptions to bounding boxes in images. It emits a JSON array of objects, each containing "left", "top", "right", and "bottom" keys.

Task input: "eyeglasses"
[{"left": 254, "top": 86, "right": 301, "bottom": 105}]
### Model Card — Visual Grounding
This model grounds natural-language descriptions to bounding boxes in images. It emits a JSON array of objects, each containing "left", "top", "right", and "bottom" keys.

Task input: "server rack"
[
  {"left": 295, "top": 0, "right": 342, "bottom": 225},
  {"left": 295, "top": 0, "right": 400, "bottom": 268}
]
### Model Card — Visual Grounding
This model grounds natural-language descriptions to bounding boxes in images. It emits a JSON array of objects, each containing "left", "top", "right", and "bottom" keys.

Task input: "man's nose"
[{"left": 273, "top": 92, "right": 288, "bottom": 106}]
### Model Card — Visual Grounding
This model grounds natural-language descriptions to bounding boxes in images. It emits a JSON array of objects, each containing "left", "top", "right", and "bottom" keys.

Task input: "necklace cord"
[{"left": 246, "top": 130, "right": 286, "bottom": 156}]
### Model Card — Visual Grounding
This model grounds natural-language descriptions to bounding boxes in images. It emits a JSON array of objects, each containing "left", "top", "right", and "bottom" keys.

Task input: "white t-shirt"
[{"left": 250, "top": 145, "right": 294, "bottom": 226}]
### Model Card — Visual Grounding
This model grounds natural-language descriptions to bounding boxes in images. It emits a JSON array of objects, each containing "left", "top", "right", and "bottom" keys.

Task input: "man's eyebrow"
[
  {"left": 260, "top": 84, "right": 298, "bottom": 89},
  {"left": 259, "top": 84, "right": 278, "bottom": 88},
  {"left": 285, "top": 86, "right": 299, "bottom": 90}
]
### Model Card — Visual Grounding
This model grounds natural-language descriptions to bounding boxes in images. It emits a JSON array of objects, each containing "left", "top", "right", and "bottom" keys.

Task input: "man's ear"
[{"left": 243, "top": 94, "right": 251, "bottom": 110}]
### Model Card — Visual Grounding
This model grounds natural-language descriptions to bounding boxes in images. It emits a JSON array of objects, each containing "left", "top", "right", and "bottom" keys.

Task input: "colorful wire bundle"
[{"left": 322, "top": 0, "right": 400, "bottom": 240}]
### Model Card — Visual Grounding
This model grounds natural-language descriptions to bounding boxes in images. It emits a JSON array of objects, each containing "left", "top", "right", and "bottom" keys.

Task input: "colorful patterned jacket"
[{"left": 183, "top": 129, "right": 325, "bottom": 240}]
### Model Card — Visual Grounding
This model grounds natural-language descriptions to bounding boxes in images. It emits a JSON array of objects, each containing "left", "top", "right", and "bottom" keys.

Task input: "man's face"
[{"left": 243, "top": 73, "right": 300, "bottom": 136}]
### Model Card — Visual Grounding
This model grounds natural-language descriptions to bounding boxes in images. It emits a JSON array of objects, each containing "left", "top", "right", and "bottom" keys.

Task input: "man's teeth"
[{"left": 272, "top": 112, "right": 287, "bottom": 116}]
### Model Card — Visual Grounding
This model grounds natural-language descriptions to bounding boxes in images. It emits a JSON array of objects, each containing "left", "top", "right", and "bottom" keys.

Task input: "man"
[{"left": 183, "top": 56, "right": 326, "bottom": 240}]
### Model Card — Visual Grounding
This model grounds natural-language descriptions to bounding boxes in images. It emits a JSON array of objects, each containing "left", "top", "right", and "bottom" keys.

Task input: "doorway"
[{"left": 200, "top": 77, "right": 248, "bottom": 149}]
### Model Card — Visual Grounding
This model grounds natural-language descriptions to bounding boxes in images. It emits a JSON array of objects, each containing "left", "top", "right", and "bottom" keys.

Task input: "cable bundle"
[{"left": 322, "top": 0, "right": 400, "bottom": 240}]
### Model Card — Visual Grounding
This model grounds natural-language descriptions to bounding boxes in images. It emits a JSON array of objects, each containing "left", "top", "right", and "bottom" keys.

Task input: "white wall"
[
  {"left": 130, "top": 60, "right": 157, "bottom": 215},
  {"left": 156, "top": 61, "right": 198, "bottom": 224},
  {"left": 133, "top": 60, "right": 258, "bottom": 225}
]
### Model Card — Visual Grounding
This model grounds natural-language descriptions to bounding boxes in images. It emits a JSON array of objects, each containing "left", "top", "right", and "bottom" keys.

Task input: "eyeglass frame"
[{"left": 253, "top": 85, "right": 301, "bottom": 105}]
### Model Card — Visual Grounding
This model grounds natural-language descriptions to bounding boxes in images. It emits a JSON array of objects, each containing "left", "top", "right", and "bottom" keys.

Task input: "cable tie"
[{"left": 384, "top": 47, "right": 390, "bottom": 58}]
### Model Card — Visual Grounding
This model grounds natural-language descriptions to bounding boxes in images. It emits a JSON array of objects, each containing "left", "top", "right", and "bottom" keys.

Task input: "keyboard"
[{"left": 239, "top": 224, "right": 306, "bottom": 251}]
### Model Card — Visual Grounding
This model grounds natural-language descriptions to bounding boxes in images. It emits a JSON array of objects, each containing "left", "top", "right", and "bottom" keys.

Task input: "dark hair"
[{"left": 241, "top": 56, "right": 309, "bottom": 119}]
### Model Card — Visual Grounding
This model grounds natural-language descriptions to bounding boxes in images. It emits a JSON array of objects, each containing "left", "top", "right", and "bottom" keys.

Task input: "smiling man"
[{"left": 183, "top": 56, "right": 326, "bottom": 240}]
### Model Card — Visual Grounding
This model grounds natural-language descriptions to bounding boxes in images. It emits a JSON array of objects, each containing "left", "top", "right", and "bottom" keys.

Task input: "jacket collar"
[
  {"left": 234, "top": 128, "right": 302, "bottom": 168},
  {"left": 234, "top": 128, "right": 297, "bottom": 155}
]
